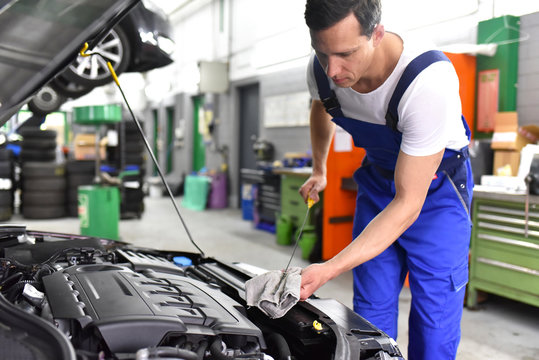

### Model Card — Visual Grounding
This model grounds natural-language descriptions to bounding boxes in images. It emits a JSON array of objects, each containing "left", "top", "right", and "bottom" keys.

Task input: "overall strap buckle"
[{"left": 313, "top": 56, "right": 344, "bottom": 118}]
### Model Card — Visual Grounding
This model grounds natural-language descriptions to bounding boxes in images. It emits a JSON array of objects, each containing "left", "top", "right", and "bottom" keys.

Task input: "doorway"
[{"left": 238, "top": 83, "right": 260, "bottom": 206}]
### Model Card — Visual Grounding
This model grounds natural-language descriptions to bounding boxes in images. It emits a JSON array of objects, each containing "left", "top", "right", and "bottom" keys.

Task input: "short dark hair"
[{"left": 304, "top": 0, "right": 382, "bottom": 38}]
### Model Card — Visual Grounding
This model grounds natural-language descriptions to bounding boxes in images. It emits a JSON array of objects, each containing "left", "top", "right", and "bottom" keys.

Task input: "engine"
[
  {"left": 0, "top": 236, "right": 404, "bottom": 360},
  {"left": 1, "top": 246, "right": 268, "bottom": 359}
]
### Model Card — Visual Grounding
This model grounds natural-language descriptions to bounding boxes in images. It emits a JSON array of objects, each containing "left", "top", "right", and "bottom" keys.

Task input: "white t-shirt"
[{"left": 306, "top": 35, "right": 469, "bottom": 156}]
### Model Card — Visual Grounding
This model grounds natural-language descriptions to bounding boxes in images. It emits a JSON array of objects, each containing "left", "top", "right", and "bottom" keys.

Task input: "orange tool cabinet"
[{"left": 322, "top": 129, "right": 364, "bottom": 260}]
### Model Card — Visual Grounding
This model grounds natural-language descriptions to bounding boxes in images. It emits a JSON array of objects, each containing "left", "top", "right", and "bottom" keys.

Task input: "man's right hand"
[{"left": 299, "top": 174, "right": 327, "bottom": 204}]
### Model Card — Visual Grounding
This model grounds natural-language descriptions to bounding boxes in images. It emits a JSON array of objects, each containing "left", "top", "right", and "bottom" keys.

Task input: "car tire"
[
  {"left": 22, "top": 190, "right": 65, "bottom": 206},
  {"left": 66, "top": 202, "right": 78, "bottom": 218},
  {"left": 19, "top": 128, "right": 57, "bottom": 140},
  {"left": 0, "top": 161, "right": 13, "bottom": 178},
  {"left": 21, "top": 138, "right": 57, "bottom": 151},
  {"left": 27, "top": 85, "right": 66, "bottom": 116},
  {"left": 125, "top": 141, "right": 144, "bottom": 153},
  {"left": 66, "top": 160, "right": 96, "bottom": 174},
  {"left": 21, "top": 162, "right": 65, "bottom": 177},
  {"left": 20, "top": 149, "right": 56, "bottom": 162},
  {"left": 62, "top": 26, "right": 131, "bottom": 87},
  {"left": 0, "top": 148, "right": 14, "bottom": 161},
  {"left": 0, "top": 189, "right": 13, "bottom": 205},
  {"left": 50, "top": 74, "right": 95, "bottom": 99},
  {"left": 23, "top": 178, "right": 66, "bottom": 192},
  {"left": 0, "top": 205, "right": 13, "bottom": 221},
  {"left": 22, "top": 205, "right": 65, "bottom": 219}
]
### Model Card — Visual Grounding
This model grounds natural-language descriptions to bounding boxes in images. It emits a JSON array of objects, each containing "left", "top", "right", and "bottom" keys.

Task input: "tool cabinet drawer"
[
  {"left": 280, "top": 175, "right": 304, "bottom": 199},
  {"left": 468, "top": 192, "right": 539, "bottom": 308},
  {"left": 279, "top": 174, "right": 318, "bottom": 226},
  {"left": 473, "top": 232, "right": 539, "bottom": 294}
]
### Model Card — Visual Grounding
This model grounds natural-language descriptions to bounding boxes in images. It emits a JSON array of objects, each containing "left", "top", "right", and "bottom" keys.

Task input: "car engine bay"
[{"left": 0, "top": 227, "right": 403, "bottom": 360}]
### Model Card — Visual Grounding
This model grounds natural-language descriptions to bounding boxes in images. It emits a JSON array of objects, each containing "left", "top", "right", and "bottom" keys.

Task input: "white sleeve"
[
  {"left": 397, "top": 61, "right": 463, "bottom": 156},
  {"left": 306, "top": 53, "right": 322, "bottom": 101}
]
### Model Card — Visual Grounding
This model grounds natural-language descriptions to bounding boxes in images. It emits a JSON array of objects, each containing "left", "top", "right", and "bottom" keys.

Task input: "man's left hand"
[{"left": 300, "top": 263, "right": 331, "bottom": 300}]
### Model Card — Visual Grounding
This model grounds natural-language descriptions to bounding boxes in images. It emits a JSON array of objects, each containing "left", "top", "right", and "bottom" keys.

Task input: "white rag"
[{"left": 244, "top": 267, "right": 302, "bottom": 319}]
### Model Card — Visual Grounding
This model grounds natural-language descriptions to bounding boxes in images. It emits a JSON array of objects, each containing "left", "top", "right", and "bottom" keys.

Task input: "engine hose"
[
  {"left": 209, "top": 338, "right": 236, "bottom": 360},
  {"left": 196, "top": 340, "right": 208, "bottom": 359},
  {"left": 265, "top": 332, "right": 292, "bottom": 360},
  {"left": 0, "top": 271, "right": 23, "bottom": 289},
  {"left": 136, "top": 346, "right": 200, "bottom": 360},
  {"left": 208, "top": 338, "right": 265, "bottom": 360}
]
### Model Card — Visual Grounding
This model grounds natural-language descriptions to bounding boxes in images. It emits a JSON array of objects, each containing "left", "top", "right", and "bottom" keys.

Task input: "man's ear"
[{"left": 372, "top": 24, "right": 385, "bottom": 46}]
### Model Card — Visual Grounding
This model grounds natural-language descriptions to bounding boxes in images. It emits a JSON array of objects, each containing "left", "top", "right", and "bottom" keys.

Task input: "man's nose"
[{"left": 326, "top": 56, "right": 340, "bottom": 78}]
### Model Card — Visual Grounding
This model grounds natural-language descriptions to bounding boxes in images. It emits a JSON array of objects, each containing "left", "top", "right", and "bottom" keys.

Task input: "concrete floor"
[{"left": 7, "top": 196, "right": 539, "bottom": 360}]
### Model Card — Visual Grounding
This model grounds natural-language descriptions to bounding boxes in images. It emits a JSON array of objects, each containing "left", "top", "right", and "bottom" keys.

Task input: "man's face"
[{"left": 311, "top": 13, "right": 378, "bottom": 89}]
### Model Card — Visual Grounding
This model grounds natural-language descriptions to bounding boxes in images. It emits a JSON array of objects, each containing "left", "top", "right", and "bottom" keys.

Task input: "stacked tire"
[
  {"left": 19, "top": 128, "right": 57, "bottom": 162},
  {"left": 123, "top": 121, "right": 146, "bottom": 172},
  {"left": 21, "top": 162, "right": 66, "bottom": 219},
  {"left": 0, "top": 148, "right": 15, "bottom": 221},
  {"left": 66, "top": 160, "right": 95, "bottom": 217},
  {"left": 120, "top": 171, "right": 144, "bottom": 219}
]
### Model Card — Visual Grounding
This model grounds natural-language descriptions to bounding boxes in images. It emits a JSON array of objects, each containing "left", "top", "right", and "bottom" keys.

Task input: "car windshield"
[{"left": 0, "top": 0, "right": 139, "bottom": 125}]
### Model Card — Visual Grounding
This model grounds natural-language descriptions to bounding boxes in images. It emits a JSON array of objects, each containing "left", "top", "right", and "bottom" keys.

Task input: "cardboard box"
[
  {"left": 74, "top": 133, "right": 106, "bottom": 160},
  {"left": 491, "top": 112, "right": 539, "bottom": 150},
  {"left": 493, "top": 150, "right": 520, "bottom": 176}
]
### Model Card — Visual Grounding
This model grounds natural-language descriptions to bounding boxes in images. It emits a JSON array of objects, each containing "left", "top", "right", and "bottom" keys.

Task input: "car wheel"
[
  {"left": 50, "top": 74, "right": 95, "bottom": 99},
  {"left": 27, "top": 85, "right": 66, "bottom": 116},
  {"left": 62, "top": 26, "right": 131, "bottom": 87}
]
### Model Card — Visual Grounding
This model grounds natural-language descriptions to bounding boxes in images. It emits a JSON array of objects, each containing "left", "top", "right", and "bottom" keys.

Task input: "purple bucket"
[{"left": 209, "top": 172, "right": 228, "bottom": 208}]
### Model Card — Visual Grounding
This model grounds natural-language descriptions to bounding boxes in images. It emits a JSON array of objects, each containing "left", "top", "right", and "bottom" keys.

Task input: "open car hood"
[{"left": 0, "top": 0, "right": 140, "bottom": 126}]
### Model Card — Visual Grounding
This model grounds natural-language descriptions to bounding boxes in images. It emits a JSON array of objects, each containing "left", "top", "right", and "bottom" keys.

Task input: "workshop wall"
[
  {"left": 158, "top": 0, "right": 539, "bottom": 207},
  {"left": 258, "top": 66, "right": 312, "bottom": 161},
  {"left": 60, "top": 0, "right": 539, "bottom": 208},
  {"left": 517, "top": 12, "right": 539, "bottom": 127}
]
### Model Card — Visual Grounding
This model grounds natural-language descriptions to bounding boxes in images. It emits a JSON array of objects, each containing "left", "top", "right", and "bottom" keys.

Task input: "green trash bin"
[
  {"left": 73, "top": 104, "right": 122, "bottom": 125},
  {"left": 181, "top": 175, "right": 211, "bottom": 211},
  {"left": 276, "top": 214, "right": 293, "bottom": 245},
  {"left": 298, "top": 226, "right": 317, "bottom": 259},
  {"left": 78, "top": 185, "right": 120, "bottom": 240}
]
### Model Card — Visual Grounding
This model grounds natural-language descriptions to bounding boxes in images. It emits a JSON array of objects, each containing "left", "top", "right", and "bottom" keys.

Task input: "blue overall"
[{"left": 313, "top": 51, "right": 474, "bottom": 360}]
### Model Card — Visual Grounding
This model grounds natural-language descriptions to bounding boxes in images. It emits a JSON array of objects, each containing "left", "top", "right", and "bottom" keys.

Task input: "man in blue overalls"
[{"left": 298, "top": 1, "right": 473, "bottom": 359}]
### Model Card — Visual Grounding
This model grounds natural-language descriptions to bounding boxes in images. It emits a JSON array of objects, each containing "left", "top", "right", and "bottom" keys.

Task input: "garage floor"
[{"left": 8, "top": 196, "right": 539, "bottom": 360}]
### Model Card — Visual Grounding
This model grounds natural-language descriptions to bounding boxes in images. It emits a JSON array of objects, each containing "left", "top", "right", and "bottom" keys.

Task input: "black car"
[
  {"left": 0, "top": 1, "right": 404, "bottom": 359},
  {"left": 26, "top": 0, "right": 175, "bottom": 116}
]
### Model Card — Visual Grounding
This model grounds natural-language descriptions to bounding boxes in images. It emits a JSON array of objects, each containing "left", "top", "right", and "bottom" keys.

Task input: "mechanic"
[{"left": 298, "top": 1, "right": 473, "bottom": 359}]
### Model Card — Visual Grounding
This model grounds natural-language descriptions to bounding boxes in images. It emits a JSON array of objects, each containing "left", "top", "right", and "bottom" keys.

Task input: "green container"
[
  {"left": 78, "top": 185, "right": 120, "bottom": 240},
  {"left": 299, "top": 228, "right": 317, "bottom": 260},
  {"left": 181, "top": 175, "right": 211, "bottom": 211},
  {"left": 73, "top": 104, "right": 122, "bottom": 125},
  {"left": 276, "top": 214, "right": 293, "bottom": 245}
]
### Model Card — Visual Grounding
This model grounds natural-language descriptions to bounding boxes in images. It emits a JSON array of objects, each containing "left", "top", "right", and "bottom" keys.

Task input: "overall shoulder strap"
[
  {"left": 385, "top": 50, "right": 450, "bottom": 131},
  {"left": 313, "top": 56, "right": 344, "bottom": 118}
]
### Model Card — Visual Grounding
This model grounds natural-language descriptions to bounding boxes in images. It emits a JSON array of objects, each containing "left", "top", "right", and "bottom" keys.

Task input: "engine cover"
[{"left": 43, "top": 263, "right": 263, "bottom": 353}]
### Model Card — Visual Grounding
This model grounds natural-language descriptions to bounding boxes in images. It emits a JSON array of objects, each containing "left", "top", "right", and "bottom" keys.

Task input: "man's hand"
[
  {"left": 299, "top": 174, "right": 327, "bottom": 203},
  {"left": 300, "top": 263, "right": 332, "bottom": 300}
]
